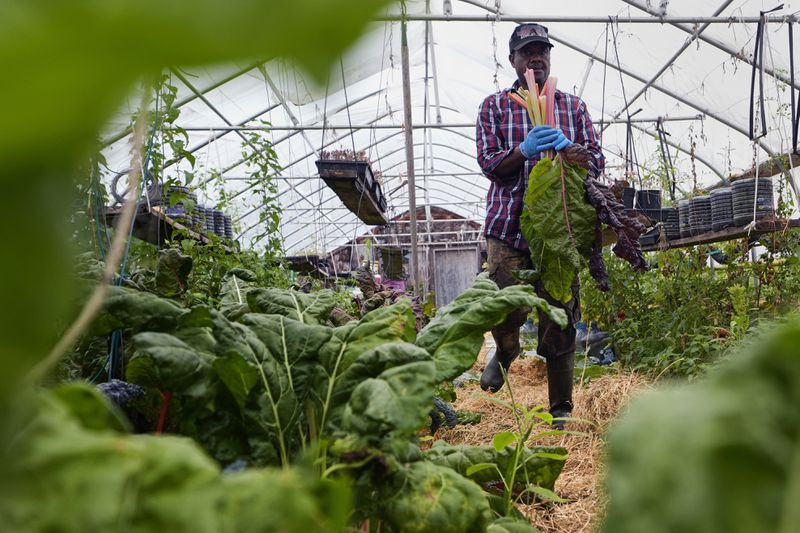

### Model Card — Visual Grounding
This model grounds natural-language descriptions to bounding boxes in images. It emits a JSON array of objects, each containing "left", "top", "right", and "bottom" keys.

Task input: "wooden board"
[
  {"left": 433, "top": 247, "right": 479, "bottom": 307},
  {"left": 640, "top": 218, "right": 800, "bottom": 251}
]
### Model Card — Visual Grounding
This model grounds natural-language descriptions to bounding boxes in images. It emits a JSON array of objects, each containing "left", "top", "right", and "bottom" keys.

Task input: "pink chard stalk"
[{"left": 513, "top": 69, "right": 559, "bottom": 159}]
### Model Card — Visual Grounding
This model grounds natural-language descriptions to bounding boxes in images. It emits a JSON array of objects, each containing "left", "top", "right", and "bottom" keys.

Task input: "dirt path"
[{"left": 436, "top": 338, "right": 649, "bottom": 533}]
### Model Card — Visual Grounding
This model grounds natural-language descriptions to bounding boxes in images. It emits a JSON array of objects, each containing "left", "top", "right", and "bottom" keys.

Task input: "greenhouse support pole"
[{"left": 402, "top": 17, "right": 421, "bottom": 296}]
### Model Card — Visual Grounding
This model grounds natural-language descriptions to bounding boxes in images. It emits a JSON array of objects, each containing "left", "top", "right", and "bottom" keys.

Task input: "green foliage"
[
  {"left": 58, "top": 276, "right": 569, "bottom": 530},
  {"left": 454, "top": 378, "right": 571, "bottom": 518},
  {"left": 602, "top": 315, "right": 800, "bottom": 533},
  {"left": 417, "top": 275, "right": 567, "bottom": 382},
  {"left": 0, "top": 0, "right": 394, "bottom": 411},
  {"left": 379, "top": 461, "right": 493, "bottom": 532},
  {"left": 520, "top": 157, "right": 594, "bottom": 303},
  {"left": 580, "top": 245, "right": 800, "bottom": 378},
  {"left": 425, "top": 441, "right": 567, "bottom": 493},
  {"left": 0, "top": 384, "right": 351, "bottom": 532},
  {"left": 240, "top": 118, "right": 283, "bottom": 255}
]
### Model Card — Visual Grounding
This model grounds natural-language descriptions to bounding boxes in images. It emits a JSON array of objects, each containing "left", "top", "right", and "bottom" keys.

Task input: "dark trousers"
[{"left": 486, "top": 237, "right": 581, "bottom": 361}]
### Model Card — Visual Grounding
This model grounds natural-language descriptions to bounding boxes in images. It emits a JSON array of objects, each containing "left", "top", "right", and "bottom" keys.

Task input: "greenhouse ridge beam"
[
  {"left": 101, "top": 60, "right": 264, "bottom": 147},
  {"left": 178, "top": 115, "right": 704, "bottom": 131},
  {"left": 211, "top": 96, "right": 391, "bottom": 206},
  {"left": 622, "top": 0, "right": 800, "bottom": 93},
  {"left": 169, "top": 68, "right": 260, "bottom": 158},
  {"left": 383, "top": 14, "right": 797, "bottom": 24}
]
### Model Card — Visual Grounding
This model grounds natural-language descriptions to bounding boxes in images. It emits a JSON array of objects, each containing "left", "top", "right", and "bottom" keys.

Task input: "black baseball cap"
[{"left": 509, "top": 23, "right": 553, "bottom": 53}]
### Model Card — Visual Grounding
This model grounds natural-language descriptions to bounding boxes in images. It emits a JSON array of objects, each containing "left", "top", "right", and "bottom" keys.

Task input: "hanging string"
[
  {"left": 610, "top": 19, "right": 642, "bottom": 186},
  {"left": 599, "top": 22, "right": 610, "bottom": 149},
  {"left": 656, "top": 117, "right": 676, "bottom": 202},
  {"left": 339, "top": 56, "right": 372, "bottom": 257},
  {"left": 791, "top": 21, "right": 799, "bottom": 154},
  {"left": 749, "top": 6, "right": 784, "bottom": 140}
]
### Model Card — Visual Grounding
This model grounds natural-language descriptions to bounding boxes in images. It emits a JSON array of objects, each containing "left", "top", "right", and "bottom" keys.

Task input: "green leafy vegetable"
[
  {"left": 155, "top": 248, "right": 193, "bottom": 297},
  {"left": 416, "top": 275, "right": 567, "bottom": 381},
  {"left": 424, "top": 441, "right": 567, "bottom": 492},
  {"left": 89, "top": 285, "right": 187, "bottom": 336},
  {"left": 520, "top": 157, "right": 595, "bottom": 303},
  {"left": 380, "top": 461, "right": 492, "bottom": 533},
  {"left": 603, "top": 318, "right": 800, "bottom": 533},
  {"left": 0, "top": 384, "right": 350, "bottom": 533},
  {"left": 487, "top": 517, "right": 542, "bottom": 532},
  {"left": 247, "top": 287, "right": 338, "bottom": 325}
]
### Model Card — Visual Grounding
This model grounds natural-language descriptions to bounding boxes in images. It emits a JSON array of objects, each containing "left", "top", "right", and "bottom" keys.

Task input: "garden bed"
[{"left": 437, "top": 337, "right": 650, "bottom": 533}]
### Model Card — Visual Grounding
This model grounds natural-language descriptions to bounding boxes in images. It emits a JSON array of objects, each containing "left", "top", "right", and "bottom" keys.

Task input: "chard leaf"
[
  {"left": 520, "top": 156, "right": 595, "bottom": 303},
  {"left": 487, "top": 517, "right": 542, "bottom": 532},
  {"left": 237, "top": 313, "right": 334, "bottom": 464},
  {"left": 212, "top": 353, "right": 259, "bottom": 411},
  {"left": 424, "top": 441, "right": 568, "bottom": 492},
  {"left": 603, "top": 317, "right": 800, "bottom": 533},
  {"left": 178, "top": 306, "right": 214, "bottom": 328},
  {"left": 416, "top": 277, "right": 566, "bottom": 382},
  {"left": 219, "top": 269, "right": 258, "bottom": 319},
  {"left": 380, "top": 461, "right": 491, "bottom": 533},
  {"left": 173, "top": 326, "right": 218, "bottom": 354},
  {"left": 219, "top": 468, "right": 351, "bottom": 532},
  {"left": 342, "top": 361, "right": 436, "bottom": 440},
  {"left": 316, "top": 302, "right": 418, "bottom": 430},
  {"left": 129, "top": 332, "right": 211, "bottom": 392},
  {"left": 90, "top": 286, "right": 187, "bottom": 336},
  {"left": 1, "top": 385, "right": 350, "bottom": 532},
  {"left": 155, "top": 248, "right": 193, "bottom": 298},
  {"left": 246, "top": 287, "right": 337, "bottom": 325},
  {"left": 332, "top": 342, "right": 432, "bottom": 406},
  {"left": 239, "top": 313, "right": 332, "bottom": 405},
  {"left": 52, "top": 383, "right": 131, "bottom": 433}
]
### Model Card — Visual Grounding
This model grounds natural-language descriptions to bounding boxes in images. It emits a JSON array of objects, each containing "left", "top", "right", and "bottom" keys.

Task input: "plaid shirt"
[{"left": 476, "top": 82, "right": 605, "bottom": 250}]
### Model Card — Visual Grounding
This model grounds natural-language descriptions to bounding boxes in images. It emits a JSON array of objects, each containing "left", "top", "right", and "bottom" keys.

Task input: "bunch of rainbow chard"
[{"left": 515, "top": 69, "right": 647, "bottom": 303}]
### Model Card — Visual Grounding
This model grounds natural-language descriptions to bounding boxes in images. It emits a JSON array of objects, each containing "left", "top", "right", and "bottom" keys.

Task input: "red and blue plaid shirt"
[{"left": 476, "top": 82, "right": 605, "bottom": 250}]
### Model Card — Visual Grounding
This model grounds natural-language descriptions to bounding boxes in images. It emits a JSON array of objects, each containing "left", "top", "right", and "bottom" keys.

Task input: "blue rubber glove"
[
  {"left": 519, "top": 125, "right": 572, "bottom": 158},
  {"left": 553, "top": 131, "right": 572, "bottom": 151}
]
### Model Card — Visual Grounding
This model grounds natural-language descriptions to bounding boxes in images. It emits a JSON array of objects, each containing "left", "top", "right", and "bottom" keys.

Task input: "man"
[{"left": 475, "top": 23, "right": 605, "bottom": 423}]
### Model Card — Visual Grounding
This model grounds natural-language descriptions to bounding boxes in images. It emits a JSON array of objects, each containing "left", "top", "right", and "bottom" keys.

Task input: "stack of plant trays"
[
  {"left": 710, "top": 187, "right": 734, "bottom": 231},
  {"left": 661, "top": 207, "right": 681, "bottom": 239},
  {"left": 732, "top": 177, "right": 774, "bottom": 226},
  {"left": 212, "top": 209, "right": 225, "bottom": 236},
  {"left": 636, "top": 189, "right": 662, "bottom": 222},
  {"left": 689, "top": 195, "right": 713, "bottom": 236},
  {"left": 223, "top": 214, "right": 234, "bottom": 239},
  {"left": 678, "top": 199, "right": 692, "bottom": 238},
  {"left": 203, "top": 207, "right": 215, "bottom": 235}
]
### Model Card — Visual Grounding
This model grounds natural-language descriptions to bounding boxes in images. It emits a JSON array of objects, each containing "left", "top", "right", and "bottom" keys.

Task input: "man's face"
[{"left": 509, "top": 42, "right": 552, "bottom": 89}]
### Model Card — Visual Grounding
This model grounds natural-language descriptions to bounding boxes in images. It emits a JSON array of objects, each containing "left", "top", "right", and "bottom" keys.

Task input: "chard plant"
[
  {"left": 60, "top": 270, "right": 571, "bottom": 531},
  {"left": 461, "top": 373, "right": 571, "bottom": 518}
]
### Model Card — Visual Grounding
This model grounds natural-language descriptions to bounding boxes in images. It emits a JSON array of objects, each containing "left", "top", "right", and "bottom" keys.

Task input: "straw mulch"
[{"left": 435, "top": 338, "right": 650, "bottom": 533}]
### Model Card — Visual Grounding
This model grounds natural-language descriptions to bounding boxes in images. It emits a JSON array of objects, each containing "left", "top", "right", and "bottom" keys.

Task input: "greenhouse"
[{"left": 3, "top": 0, "right": 800, "bottom": 531}]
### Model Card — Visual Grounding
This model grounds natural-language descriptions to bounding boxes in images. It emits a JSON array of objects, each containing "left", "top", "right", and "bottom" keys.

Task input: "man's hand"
[
  {"left": 520, "top": 125, "right": 567, "bottom": 158},
  {"left": 561, "top": 143, "right": 591, "bottom": 169}
]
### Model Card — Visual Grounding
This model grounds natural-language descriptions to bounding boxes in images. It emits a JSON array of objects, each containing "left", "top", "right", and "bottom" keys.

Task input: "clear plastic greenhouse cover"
[{"left": 101, "top": 0, "right": 800, "bottom": 255}]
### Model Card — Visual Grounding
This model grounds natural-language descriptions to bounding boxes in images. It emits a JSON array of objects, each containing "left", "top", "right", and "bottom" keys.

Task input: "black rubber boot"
[
  {"left": 547, "top": 351, "right": 575, "bottom": 429},
  {"left": 480, "top": 349, "right": 519, "bottom": 393},
  {"left": 480, "top": 308, "right": 527, "bottom": 393}
]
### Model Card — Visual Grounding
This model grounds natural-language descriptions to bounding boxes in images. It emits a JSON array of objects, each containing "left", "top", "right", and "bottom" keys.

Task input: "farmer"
[{"left": 475, "top": 23, "right": 605, "bottom": 424}]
